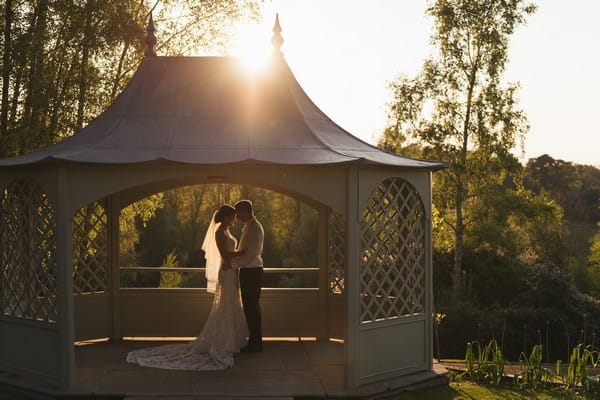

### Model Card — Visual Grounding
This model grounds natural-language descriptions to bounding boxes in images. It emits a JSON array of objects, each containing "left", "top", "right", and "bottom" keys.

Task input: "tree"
[
  {"left": 0, "top": 0, "right": 263, "bottom": 156},
  {"left": 379, "top": 0, "right": 537, "bottom": 298},
  {"left": 120, "top": 184, "right": 319, "bottom": 289},
  {"left": 0, "top": 0, "right": 13, "bottom": 155},
  {"left": 524, "top": 155, "right": 600, "bottom": 224},
  {"left": 589, "top": 224, "right": 600, "bottom": 293},
  {"left": 159, "top": 250, "right": 182, "bottom": 288}
]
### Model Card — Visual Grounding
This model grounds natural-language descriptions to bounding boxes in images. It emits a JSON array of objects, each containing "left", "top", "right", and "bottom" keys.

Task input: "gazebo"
[{"left": 0, "top": 16, "right": 446, "bottom": 391}]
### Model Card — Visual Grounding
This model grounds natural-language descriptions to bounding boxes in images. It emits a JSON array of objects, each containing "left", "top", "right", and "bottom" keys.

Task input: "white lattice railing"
[
  {"left": 73, "top": 201, "right": 109, "bottom": 294},
  {"left": 360, "top": 178, "right": 425, "bottom": 324},
  {"left": 328, "top": 209, "right": 345, "bottom": 294},
  {"left": 0, "top": 178, "right": 58, "bottom": 323}
]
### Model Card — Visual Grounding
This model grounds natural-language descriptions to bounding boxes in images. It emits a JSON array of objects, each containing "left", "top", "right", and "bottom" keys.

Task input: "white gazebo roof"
[{"left": 0, "top": 55, "right": 445, "bottom": 170}]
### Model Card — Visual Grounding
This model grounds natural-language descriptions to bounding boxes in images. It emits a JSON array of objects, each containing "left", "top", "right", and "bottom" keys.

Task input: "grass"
[{"left": 390, "top": 381, "right": 588, "bottom": 399}]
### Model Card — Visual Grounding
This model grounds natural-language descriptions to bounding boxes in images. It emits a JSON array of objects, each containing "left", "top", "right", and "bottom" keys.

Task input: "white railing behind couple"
[{"left": 119, "top": 266, "right": 320, "bottom": 290}]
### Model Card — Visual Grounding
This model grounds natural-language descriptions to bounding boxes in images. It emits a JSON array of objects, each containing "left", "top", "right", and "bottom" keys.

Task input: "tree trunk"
[
  {"left": 451, "top": 70, "right": 477, "bottom": 299},
  {"left": 452, "top": 180, "right": 464, "bottom": 296},
  {"left": 21, "top": 0, "right": 49, "bottom": 154},
  {"left": 8, "top": 65, "right": 21, "bottom": 130},
  {"left": 76, "top": 0, "right": 94, "bottom": 130},
  {"left": 0, "top": 0, "right": 13, "bottom": 156},
  {"left": 110, "top": 41, "right": 130, "bottom": 99}
]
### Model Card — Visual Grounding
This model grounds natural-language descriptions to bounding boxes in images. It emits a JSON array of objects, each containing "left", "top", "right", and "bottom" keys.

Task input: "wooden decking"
[{"left": 0, "top": 338, "right": 448, "bottom": 399}]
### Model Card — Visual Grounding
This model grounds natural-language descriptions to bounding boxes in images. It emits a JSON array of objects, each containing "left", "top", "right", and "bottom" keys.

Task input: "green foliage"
[
  {"left": 515, "top": 344, "right": 554, "bottom": 389},
  {"left": 589, "top": 224, "right": 600, "bottom": 291},
  {"left": 159, "top": 249, "right": 182, "bottom": 288},
  {"left": 432, "top": 177, "right": 568, "bottom": 307},
  {"left": 120, "top": 184, "right": 319, "bottom": 288},
  {"left": 392, "top": 381, "right": 587, "bottom": 400},
  {"left": 0, "top": 0, "right": 263, "bottom": 157},
  {"left": 436, "top": 263, "right": 600, "bottom": 364},
  {"left": 119, "top": 194, "right": 164, "bottom": 288},
  {"left": 522, "top": 155, "right": 600, "bottom": 295},
  {"left": 564, "top": 345, "right": 600, "bottom": 395},
  {"left": 461, "top": 340, "right": 505, "bottom": 385},
  {"left": 380, "top": 0, "right": 537, "bottom": 296},
  {"left": 524, "top": 155, "right": 600, "bottom": 224},
  {"left": 120, "top": 194, "right": 164, "bottom": 265},
  {"left": 458, "top": 340, "right": 599, "bottom": 396}
]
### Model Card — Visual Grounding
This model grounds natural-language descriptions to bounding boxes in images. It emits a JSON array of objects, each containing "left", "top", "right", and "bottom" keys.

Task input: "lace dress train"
[{"left": 127, "top": 239, "right": 248, "bottom": 370}]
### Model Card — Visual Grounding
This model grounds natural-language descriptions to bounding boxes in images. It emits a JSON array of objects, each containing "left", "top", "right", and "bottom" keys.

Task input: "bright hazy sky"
[{"left": 230, "top": 0, "right": 600, "bottom": 166}]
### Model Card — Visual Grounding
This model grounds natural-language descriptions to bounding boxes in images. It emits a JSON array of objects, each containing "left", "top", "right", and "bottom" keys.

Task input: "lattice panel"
[
  {"left": 0, "top": 178, "right": 58, "bottom": 323},
  {"left": 329, "top": 209, "right": 345, "bottom": 294},
  {"left": 360, "top": 178, "right": 425, "bottom": 324},
  {"left": 73, "top": 201, "right": 108, "bottom": 294}
]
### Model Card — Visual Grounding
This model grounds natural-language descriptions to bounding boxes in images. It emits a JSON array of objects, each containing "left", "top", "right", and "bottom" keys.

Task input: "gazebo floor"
[{"left": 0, "top": 338, "right": 448, "bottom": 399}]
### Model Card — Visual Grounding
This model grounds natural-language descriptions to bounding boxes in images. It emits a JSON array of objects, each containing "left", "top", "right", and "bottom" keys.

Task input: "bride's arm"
[
  {"left": 215, "top": 230, "right": 247, "bottom": 270},
  {"left": 231, "top": 248, "right": 247, "bottom": 257}
]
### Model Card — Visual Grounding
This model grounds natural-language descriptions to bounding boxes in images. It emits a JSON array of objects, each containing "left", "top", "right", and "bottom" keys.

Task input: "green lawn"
[{"left": 390, "top": 381, "right": 588, "bottom": 399}]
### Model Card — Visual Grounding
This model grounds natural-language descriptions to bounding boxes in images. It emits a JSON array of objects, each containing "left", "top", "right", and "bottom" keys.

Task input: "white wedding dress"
[{"left": 126, "top": 230, "right": 248, "bottom": 370}]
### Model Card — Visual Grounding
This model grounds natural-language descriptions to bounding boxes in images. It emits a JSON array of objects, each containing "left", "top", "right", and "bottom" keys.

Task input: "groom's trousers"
[{"left": 239, "top": 267, "right": 263, "bottom": 346}]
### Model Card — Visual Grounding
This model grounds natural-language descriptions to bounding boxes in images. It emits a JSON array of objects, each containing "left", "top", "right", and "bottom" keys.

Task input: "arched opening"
[
  {"left": 73, "top": 182, "right": 346, "bottom": 342},
  {"left": 121, "top": 183, "right": 318, "bottom": 290}
]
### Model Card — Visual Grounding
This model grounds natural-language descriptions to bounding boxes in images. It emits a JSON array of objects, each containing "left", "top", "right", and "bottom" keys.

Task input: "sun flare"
[{"left": 231, "top": 22, "right": 273, "bottom": 73}]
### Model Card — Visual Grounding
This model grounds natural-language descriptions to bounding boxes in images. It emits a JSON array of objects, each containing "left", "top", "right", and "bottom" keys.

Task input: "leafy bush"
[{"left": 437, "top": 263, "right": 600, "bottom": 362}]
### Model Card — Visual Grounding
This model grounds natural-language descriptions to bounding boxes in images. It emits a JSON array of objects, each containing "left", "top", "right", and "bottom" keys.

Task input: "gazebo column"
[
  {"left": 425, "top": 173, "right": 434, "bottom": 370},
  {"left": 317, "top": 204, "right": 328, "bottom": 341},
  {"left": 344, "top": 168, "right": 360, "bottom": 389},
  {"left": 56, "top": 168, "right": 74, "bottom": 387},
  {"left": 108, "top": 195, "right": 122, "bottom": 340}
]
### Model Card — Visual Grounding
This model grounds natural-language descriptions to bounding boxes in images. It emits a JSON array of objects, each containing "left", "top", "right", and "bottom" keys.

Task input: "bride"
[{"left": 126, "top": 205, "right": 249, "bottom": 370}]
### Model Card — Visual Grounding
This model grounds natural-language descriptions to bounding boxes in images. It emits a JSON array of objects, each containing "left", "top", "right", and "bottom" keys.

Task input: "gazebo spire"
[
  {"left": 144, "top": 13, "right": 157, "bottom": 57},
  {"left": 271, "top": 13, "right": 284, "bottom": 55}
]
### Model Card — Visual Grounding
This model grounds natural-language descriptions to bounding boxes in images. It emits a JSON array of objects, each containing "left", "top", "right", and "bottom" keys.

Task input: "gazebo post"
[
  {"left": 425, "top": 172, "right": 434, "bottom": 370},
  {"left": 317, "top": 204, "right": 328, "bottom": 341},
  {"left": 107, "top": 195, "right": 122, "bottom": 340},
  {"left": 56, "top": 167, "right": 74, "bottom": 387},
  {"left": 344, "top": 168, "right": 360, "bottom": 389}
]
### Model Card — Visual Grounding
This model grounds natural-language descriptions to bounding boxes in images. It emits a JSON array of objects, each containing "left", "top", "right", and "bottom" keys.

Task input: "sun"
[{"left": 231, "top": 21, "right": 273, "bottom": 73}]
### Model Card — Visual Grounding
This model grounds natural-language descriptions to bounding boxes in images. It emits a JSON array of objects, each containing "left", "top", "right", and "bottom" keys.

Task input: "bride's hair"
[{"left": 214, "top": 205, "right": 235, "bottom": 223}]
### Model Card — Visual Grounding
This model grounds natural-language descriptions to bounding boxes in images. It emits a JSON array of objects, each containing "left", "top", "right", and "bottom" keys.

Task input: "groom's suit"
[{"left": 232, "top": 216, "right": 264, "bottom": 347}]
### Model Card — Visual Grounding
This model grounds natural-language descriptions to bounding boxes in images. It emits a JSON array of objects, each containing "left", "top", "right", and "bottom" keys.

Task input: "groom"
[{"left": 232, "top": 200, "right": 264, "bottom": 352}]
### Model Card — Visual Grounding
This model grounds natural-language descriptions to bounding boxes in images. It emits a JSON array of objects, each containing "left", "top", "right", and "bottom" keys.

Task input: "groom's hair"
[{"left": 234, "top": 199, "right": 253, "bottom": 214}]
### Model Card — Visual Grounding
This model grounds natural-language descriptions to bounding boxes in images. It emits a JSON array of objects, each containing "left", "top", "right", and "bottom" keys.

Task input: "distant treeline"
[
  {"left": 432, "top": 154, "right": 600, "bottom": 361},
  {"left": 524, "top": 154, "right": 599, "bottom": 224},
  {"left": 119, "top": 184, "right": 318, "bottom": 289}
]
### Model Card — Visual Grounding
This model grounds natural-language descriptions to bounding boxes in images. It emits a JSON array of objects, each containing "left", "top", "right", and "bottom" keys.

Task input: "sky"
[{"left": 229, "top": 0, "right": 600, "bottom": 167}]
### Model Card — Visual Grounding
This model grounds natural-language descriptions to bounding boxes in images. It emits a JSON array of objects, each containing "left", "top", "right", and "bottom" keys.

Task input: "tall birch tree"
[{"left": 380, "top": 0, "right": 537, "bottom": 298}]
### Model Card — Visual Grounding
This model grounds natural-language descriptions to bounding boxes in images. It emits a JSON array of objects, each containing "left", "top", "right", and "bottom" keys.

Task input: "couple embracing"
[{"left": 127, "top": 200, "right": 264, "bottom": 370}]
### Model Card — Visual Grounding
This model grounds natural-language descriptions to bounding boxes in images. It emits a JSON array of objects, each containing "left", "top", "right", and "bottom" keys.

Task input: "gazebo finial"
[
  {"left": 144, "top": 13, "right": 157, "bottom": 57},
  {"left": 271, "top": 13, "right": 284, "bottom": 55}
]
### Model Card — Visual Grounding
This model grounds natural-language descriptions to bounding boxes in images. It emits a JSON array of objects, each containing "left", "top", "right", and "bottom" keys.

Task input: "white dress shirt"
[{"left": 232, "top": 217, "right": 264, "bottom": 269}]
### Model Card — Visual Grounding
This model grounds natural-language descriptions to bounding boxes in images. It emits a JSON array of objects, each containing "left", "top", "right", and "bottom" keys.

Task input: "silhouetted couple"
[{"left": 127, "top": 200, "right": 264, "bottom": 370}]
